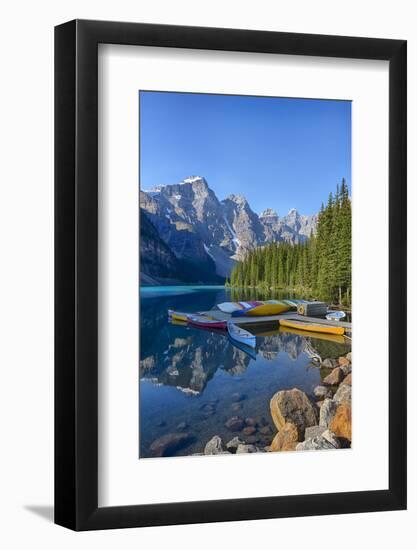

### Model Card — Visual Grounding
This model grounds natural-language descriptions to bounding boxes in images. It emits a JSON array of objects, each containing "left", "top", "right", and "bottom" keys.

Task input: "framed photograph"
[{"left": 55, "top": 20, "right": 406, "bottom": 530}]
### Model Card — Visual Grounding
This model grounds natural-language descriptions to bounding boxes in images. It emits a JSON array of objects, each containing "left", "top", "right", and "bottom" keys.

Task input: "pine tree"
[{"left": 228, "top": 179, "right": 351, "bottom": 305}]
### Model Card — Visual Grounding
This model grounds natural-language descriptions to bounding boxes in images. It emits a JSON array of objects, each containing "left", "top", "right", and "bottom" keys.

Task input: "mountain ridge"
[{"left": 140, "top": 176, "right": 318, "bottom": 283}]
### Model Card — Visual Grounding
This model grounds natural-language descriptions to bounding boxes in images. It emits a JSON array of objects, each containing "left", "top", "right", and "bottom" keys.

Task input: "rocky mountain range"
[{"left": 140, "top": 176, "right": 317, "bottom": 284}]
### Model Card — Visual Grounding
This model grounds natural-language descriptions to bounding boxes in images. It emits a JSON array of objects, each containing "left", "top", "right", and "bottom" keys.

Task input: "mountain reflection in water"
[{"left": 139, "top": 286, "right": 350, "bottom": 458}]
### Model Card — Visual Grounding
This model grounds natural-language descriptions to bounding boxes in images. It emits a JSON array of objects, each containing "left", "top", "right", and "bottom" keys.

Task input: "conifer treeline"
[{"left": 228, "top": 179, "right": 351, "bottom": 304}]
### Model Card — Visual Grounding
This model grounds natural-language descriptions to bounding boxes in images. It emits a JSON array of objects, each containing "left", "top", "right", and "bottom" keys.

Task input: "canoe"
[
  {"left": 277, "top": 326, "right": 346, "bottom": 345},
  {"left": 217, "top": 301, "right": 262, "bottom": 314},
  {"left": 326, "top": 310, "right": 346, "bottom": 321},
  {"left": 232, "top": 301, "right": 291, "bottom": 316},
  {"left": 279, "top": 318, "right": 345, "bottom": 336},
  {"left": 227, "top": 321, "right": 256, "bottom": 348},
  {"left": 187, "top": 314, "right": 227, "bottom": 330},
  {"left": 168, "top": 309, "right": 189, "bottom": 322}
]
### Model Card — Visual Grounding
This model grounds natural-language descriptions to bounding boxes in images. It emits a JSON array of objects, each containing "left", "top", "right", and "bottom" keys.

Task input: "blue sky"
[{"left": 139, "top": 91, "right": 351, "bottom": 216}]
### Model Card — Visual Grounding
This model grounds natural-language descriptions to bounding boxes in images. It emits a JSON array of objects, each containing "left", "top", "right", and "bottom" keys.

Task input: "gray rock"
[
  {"left": 149, "top": 433, "right": 191, "bottom": 457},
  {"left": 204, "top": 435, "right": 226, "bottom": 455},
  {"left": 226, "top": 436, "right": 245, "bottom": 452},
  {"left": 321, "top": 358, "right": 339, "bottom": 369},
  {"left": 334, "top": 384, "right": 352, "bottom": 404},
  {"left": 304, "top": 425, "right": 326, "bottom": 440},
  {"left": 340, "top": 363, "right": 352, "bottom": 376},
  {"left": 346, "top": 352, "right": 352, "bottom": 362},
  {"left": 176, "top": 421, "right": 188, "bottom": 430},
  {"left": 313, "top": 385, "right": 332, "bottom": 399},
  {"left": 236, "top": 444, "right": 261, "bottom": 453},
  {"left": 319, "top": 398, "right": 338, "bottom": 428},
  {"left": 296, "top": 429, "right": 341, "bottom": 451}
]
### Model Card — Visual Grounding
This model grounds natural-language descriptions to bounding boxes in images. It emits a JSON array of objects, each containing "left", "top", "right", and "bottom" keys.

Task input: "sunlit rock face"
[{"left": 140, "top": 176, "right": 317, "bottom": 281}]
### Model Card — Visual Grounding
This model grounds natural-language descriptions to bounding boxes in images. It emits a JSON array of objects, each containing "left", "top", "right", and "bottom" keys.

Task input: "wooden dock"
[{"left": 202, "top": 309, "right": 352, "bottom": 334}]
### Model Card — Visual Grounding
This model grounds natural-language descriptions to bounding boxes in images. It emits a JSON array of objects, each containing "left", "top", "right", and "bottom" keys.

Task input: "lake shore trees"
[{"left": 228, "top": 180, "right": 351, "bottom": 305}]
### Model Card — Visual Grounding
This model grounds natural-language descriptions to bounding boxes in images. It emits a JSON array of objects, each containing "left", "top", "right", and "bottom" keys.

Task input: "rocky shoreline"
[{"left": 197, "top": 351, "right": 352, "bottom": 456}]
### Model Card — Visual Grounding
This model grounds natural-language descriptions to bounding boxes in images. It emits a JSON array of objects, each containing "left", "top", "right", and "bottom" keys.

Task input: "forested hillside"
[{"left": 228, "top": 180, "right": 351, "bottom": 304}]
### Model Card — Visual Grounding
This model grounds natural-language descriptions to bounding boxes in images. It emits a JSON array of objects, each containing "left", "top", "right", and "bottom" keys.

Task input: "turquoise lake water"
[{"left": 139, "top": 285, "right": 350, "bottom": 458}]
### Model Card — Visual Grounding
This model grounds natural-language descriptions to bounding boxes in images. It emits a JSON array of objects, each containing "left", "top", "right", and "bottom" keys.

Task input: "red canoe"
[{"left": 187, "top": 314, "right": 227, "bottom": 330}]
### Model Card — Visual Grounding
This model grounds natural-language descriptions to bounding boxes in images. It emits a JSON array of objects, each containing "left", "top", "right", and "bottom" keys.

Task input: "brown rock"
[
  {"left": 270, "top": 388, "right": 318, "bottom": 437},
  {"left": 330, "top": 403, "right": 352, "bottom": 442},
  {"left": 338, "top": 356, "right": 350, "bottom": 367},
  {"left": 225, "top": 416, "right": 245, "bottom": 432},
  {"left": 323, "top": 367, "right": 345, "bottom": 386},
  {"left": 269, "top": 423, "right": 299, "bottom": 452},
  {"left": 245, "top": 417, "right": 257, "bottom": 426},
  {"left": 316, "top": 400, "right": 324, "bottom": 408},
  {"left": 259, "top": 425, "right": 273, "bottom": 435},
  {"left": 242, "top": 426, "right": 256, "bottom": 436},
  {"left": 342, "top": 373, "right": 352, "bottom": 385},
  {"left": 149, "top": 433, "right": 191, "bottom": 457}
]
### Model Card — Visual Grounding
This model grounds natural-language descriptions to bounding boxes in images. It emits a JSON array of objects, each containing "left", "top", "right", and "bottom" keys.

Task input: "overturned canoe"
[
  {"left": 227, "top": 321, "right": 256, "bottom": 348},
  {"left": 232, "top": 301, "right": 291, "bottom": 317},
  {"left": 217, "top": 301, "right": 261, "bottom": 313},
  {"left": 187, "top": 314, "right": 227, "bottom": 330},
  {"left": 279, "top": 319, "right": 345, "bottom": 336}
]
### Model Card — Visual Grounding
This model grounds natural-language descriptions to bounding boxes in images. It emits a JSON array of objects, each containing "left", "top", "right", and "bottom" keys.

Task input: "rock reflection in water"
[{"left": 139, "top": 286, "right": 350, "bottom": 458}]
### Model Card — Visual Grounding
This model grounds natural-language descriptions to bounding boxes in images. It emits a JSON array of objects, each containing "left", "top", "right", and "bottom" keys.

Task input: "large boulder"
[
  {"left": 270, "top": 388, "right": 318, "bottom": 438},
  {"left": 149, "top": 433, "right": 191, "bottom": 457},
  {"left": 204, "top": 435, "right": 226, "bottom": 455},
  {"left": 330, "top": 403, "right": 352, "bottom": 442},
  {"left": 296, "top": 429, "right": 341, "bottom": 451},
  {"left": 323, "top": 367, "right": 345, "bottom": 386},
  {"left": 269, "top": 422, "right": 299, "bottom": 452},
  {"left": 319, "top": 398, "right": 338, "bottom": 428},
  {"left": 334, "top": 383, "right": 352, "bottom": 404}
]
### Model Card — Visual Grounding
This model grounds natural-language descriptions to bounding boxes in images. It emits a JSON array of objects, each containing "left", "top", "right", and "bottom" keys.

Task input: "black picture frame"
[{"left": 55, "top": 19, "right": 407, "bottom": 531}]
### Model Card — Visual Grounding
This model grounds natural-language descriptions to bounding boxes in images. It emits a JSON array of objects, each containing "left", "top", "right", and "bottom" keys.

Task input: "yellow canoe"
[
  {"left": 277, "top": 326, "right": 346, "bottom": 344},
  {"left": 279, "top": 318, "right": 345, "bottom": 336},
  {"left": 243, "top": 303, "right": 291, "bottom": 316},
  {"left": 168, "top": 309, "right": 189, "bottom": 322}
]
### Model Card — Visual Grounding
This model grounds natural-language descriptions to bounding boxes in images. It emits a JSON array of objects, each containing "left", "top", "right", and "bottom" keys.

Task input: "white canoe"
[
  {"left": 326, "top": 311, "right": 346, "bottom": 321},
  {"left": 227, "top": 321, "right": 256, "bottom": 348}
]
